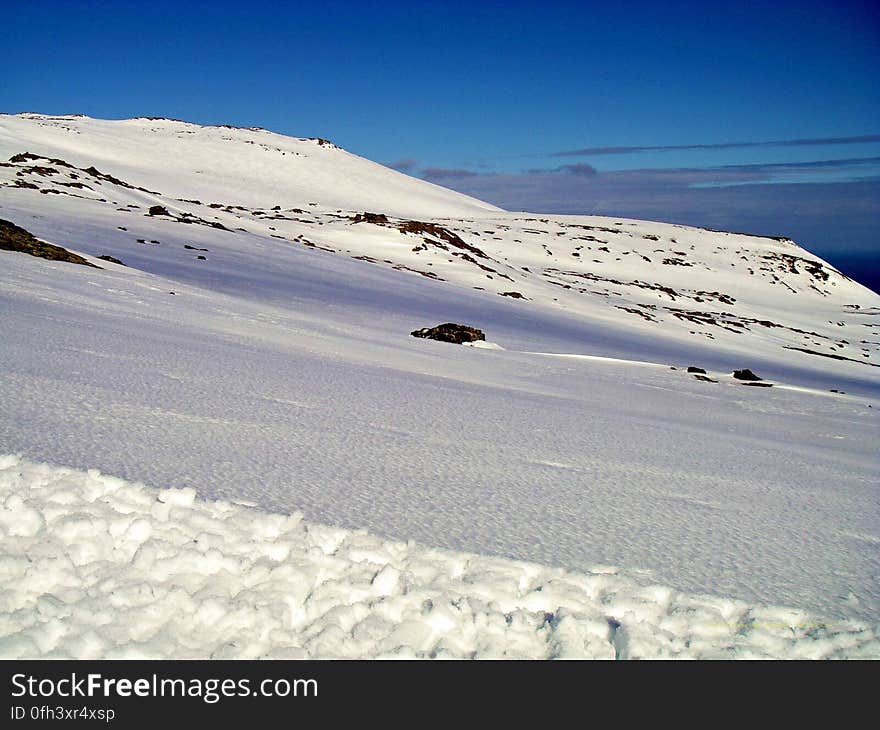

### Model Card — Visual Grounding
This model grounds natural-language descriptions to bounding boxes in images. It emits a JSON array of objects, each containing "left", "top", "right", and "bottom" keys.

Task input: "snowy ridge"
[
  {"left": 1, "top": 113, "right": 878, "bottom": 387},
  {"left": 1, "top": 454, "right": 876, "bottom": 660},
  {"left": 0, "top": 114, "right": 499, "bottom": 217}
]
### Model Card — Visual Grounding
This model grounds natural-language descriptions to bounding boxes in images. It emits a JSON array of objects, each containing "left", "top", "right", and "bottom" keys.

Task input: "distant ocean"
[{"left": 820, "top": 251, "right": 880, "bottom": 295}]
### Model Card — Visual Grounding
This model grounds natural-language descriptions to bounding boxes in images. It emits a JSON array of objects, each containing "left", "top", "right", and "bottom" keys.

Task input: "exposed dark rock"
[
  {"left": 411, "top": 323, "right": 485, "bottom": 345},
  {"left": 148, "top": 205, "right": 171, "bottom": 217},
  {"left": 686, "top": 366, "right": 707, "bottom": 374},
  {"left": 97, "top": 255, "right": 125, "bottom": 265},
  {"left": 783, "top": 346, "right": 879, "bottom": 368},
  {"left": 9, "top": 152, "right": 40, "bottom": 163},
  {"left": 0, "top": 218, "right": 99, "bottom": 268},
  {"left": 18, "top": 165, "right": 59, "bottom": 177},
  {"left": 741, "top": 382, "right": 773, "bottom": 387},
  {"left": 499, "top": 291, "right": 525, "bottom": 299},
  {"left": 353, "top": 212, "right": 390, "bottom": 224},
  {"left": 732, "top": 368, "right": 762, "bottom": 381},
  {"left": 78, "top": 165, "right": 160, "bottom": 194},
  {"left": 398, "top": 220, "right": 491, "bottom": 260},
  {"left": 693, "top": 374, "right": 717, "bottom": 383}
]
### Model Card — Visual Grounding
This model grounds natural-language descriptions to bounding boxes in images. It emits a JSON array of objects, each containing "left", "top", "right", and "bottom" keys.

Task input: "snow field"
[{"left": 0, "top": 454, "right": 876, "bottom": 659}]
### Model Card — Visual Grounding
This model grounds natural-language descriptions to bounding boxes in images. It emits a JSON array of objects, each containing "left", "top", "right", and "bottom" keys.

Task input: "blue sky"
[{"left": 3, "top": 0, "right": 879, "bottom": 287}]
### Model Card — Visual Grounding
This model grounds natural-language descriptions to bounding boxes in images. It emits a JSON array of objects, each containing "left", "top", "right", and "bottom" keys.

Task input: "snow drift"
[{"left": 1, "top": 455, "right": 876, "bottom": 659}]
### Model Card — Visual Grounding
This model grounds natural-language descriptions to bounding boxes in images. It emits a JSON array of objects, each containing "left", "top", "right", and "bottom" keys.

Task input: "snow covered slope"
[
  {"left": 1, "top": 114, "right": 877, "bottom": 393},
  {"left": 0, "top": 114, "right": 878, "bottom": 657},
  {"left": 0, "top": 114, "right": 499, "bottom": 218}
]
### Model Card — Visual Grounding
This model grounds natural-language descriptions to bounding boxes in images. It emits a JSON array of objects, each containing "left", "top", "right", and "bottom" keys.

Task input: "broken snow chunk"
[
  {"left": 124, "top": 518, "right": 152, "bottom": 543},
  {"left": 0, "top": 494, "right": 44, "bottom": 537},
  {"left": 157, "top": 487, "right": 196, "bottom": 507},
  {"left": 371, "top": 565, "right": 401, "bottom": 597}
]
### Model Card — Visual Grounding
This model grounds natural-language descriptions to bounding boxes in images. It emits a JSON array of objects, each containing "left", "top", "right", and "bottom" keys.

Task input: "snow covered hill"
[
  {"left": 1, "top": 114, "right": 877, "bottom": 391},
  {"left": 0, "top": 114, "right": 878, "bottom": 658},
  {"left": 0, "top": 114, "right": 499, "bottom": 218}
]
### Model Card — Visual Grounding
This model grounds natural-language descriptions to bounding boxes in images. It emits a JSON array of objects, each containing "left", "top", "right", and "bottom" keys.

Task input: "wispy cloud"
[
  {"left": 426, "top": 155, "right": 880, "bottom": 186},
  {"left": 554, "top": 134, "right": 880, "bottom": 157},
  {"left": 525, "top": 163, "right": 598, "bottom": 176},
  {"left": 423, "top": 164, "right": 880, "bottom": 262},
  {"left": 380, "top": 153, "right": 878, "bottom": 287},
  {"left": 386, "top": 158, "right": 418, "bottom": 172},
  {"left": 709, "top": 155, "right": 880, "bottom": 173},
  {"left": 421, "top": 167, "right": 481, "bottom": 180},
  {"left": 557, "top": 163, "right": 598, "bottom": 176}
]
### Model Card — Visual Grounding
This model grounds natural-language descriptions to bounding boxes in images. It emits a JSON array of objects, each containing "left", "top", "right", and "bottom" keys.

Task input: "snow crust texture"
[{"left": 1, "top": 455, "right": 876, "bottom": 660}]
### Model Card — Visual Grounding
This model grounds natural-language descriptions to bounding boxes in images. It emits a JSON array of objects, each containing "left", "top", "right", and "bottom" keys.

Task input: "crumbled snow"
[{"left": 0, "top": 455, "right": 876, "bottom": 659}]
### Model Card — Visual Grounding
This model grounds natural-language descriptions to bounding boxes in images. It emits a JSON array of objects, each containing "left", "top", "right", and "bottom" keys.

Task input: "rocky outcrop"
[
  {"left": 411, "top": 323, "right": 485, "bottom": 344},
  {"left": 0, "top": 219, "right": 99, "bottom": 268},
  {"left": 732, "top": 368, "right": 762, "bottom": 381}
]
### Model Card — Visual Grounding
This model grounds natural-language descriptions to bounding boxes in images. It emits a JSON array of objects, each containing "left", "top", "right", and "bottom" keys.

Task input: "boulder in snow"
[
  {"left": 732, "top": 369, "right": 762, "bottom": 381},
  {"left": 411, "top": 323, "right": 485, "bottom": 345}
]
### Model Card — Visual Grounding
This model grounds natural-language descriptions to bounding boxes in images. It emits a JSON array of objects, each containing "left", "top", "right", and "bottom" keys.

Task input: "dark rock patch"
[
  {"left": 398, "top": 220, "right": 492, "bottom": 260},
  {"left": 411, "top": 323, "right": 485, "bottom": 345},
  {"left": 783, "top": 346, "right": 879, "bottom": 368},
  {"left": 693, "top": 374, "right": 717, "bottom": 383},
  {"left": 81, "top": 165, "right": 160, "bottom": 194},
  {"left": 148, "top": 205, "right": 171, "bottom": 217},
  {"left": 97, "top": 255, "right": 125, "bottom": 265},
  {"left": 686, "top": 366, "right": 707, "bottom": 374},
  {"left": 498, "top": 291, "right": 525, "bottom": 299},
  {"left": 9, "top": 152, "right": 41, "bottom": 163},
  {"left": 0, "top": 219, "right": 99, "bottom": 268},
  {"left": 741, "top": 382, "right": 773, "bottom": 387},
  {"left": 732, "top": 369, "right": 762, "bottom": 381},
  {"left": 353, "top": 212, "right": 389, "bottom": 225}
]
